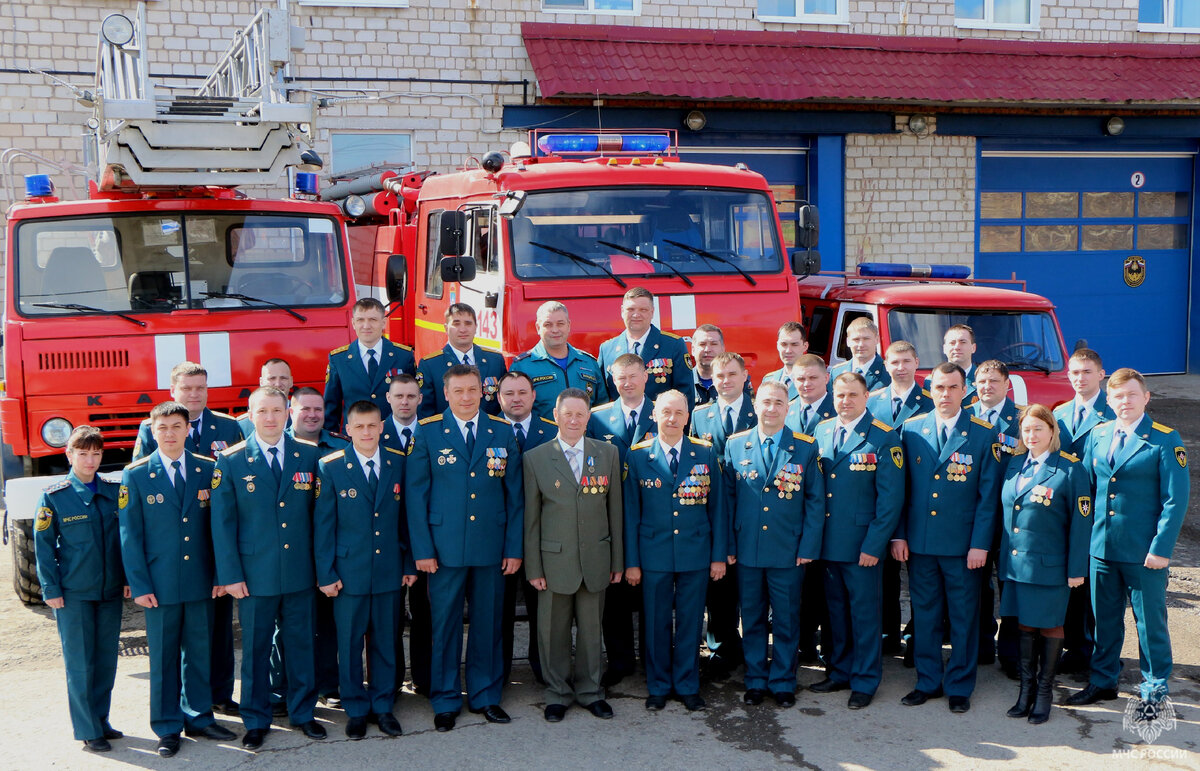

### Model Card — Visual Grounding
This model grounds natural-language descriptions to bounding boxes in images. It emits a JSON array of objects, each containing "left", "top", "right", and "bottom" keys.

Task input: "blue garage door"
[{"left": 976, "top": 150, "right": 1194, "bottom": 374}]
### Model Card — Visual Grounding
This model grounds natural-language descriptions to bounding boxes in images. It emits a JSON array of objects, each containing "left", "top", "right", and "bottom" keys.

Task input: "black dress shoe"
[
  {"left": 544, "top": 704, "right": 567, "bottom": 722},
  {"left": 376, "top": 712, "right": 403, "bottom": 736},
  {"left": 680, "top": 693, "right": 706, "bottom": 712},
  {"left": 185, "top": 723, "right": 237, "bottom": 741},
  {"left": 1064, "top": 684, "right": 1119, "bottom": 706},
  {"left": 212, "top": 699, "right": 240, "bottom": 716},
  {"left": 743, "top": 688, "right": 767, "bottom": 705},
  {"left": 157, "top": 733, "right": 181, "bottom": 758},
  {"left": 809, "top": 678, "right": 850, "bottom": 694},
  {"left": 297, "top": 720, "right": 327, "bottom": 740},
  {"left": 772, "top": 691, "right": 796, "bottom": 708},
  {"left": 101, "top": 724, "right": 123, "bottom": 740},
  {"left": 346, "top": 716, "right": 367, "bottom": 740},
  {"left": 949, "top": 696, "right": 971, "bottom": 713},
  {"left": 848, "top": 692, "right": 873, "bottom": 710},
  {"left": 319, "top": 692, "right": 343, "bottom": 709},
  {"left": 271, "top": 702, "right": 289, "bottom": 718},
  {"left": 645, "top": 694, "right": 668, "bottom": 711},
  {"left": 584, "top": 700, "right": 614, "bottom": 719},
  {"left": 82, "top": 738, "right": 112, "bottom": 753},
  {"left": 469, "top": 704, "right": 511, "bottom": 724},
  {"left": 901, "top": 687, "right": 944, "bottom": 706},
  {"left": 434, "top": 712, "right": 457, "bottom": 732},
  {"left": 242, "top": 728, "right": 267, "bottom": 750},
  {"left": 600, "top": 669, "right": 630, "bottom": 688}
]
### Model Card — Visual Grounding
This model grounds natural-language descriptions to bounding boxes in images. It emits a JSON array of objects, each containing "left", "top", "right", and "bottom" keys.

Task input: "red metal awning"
[{"left": 522, "top": 22, "right": 1200, "bottom": 107}]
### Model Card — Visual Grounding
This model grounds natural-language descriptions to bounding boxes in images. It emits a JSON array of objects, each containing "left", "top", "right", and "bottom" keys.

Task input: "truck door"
[
  {"left": 828, "top": 303, "right": 877, "bottom": 367},
  {"left": 456, "top": 206, "right": 504, "bottom": 354}
]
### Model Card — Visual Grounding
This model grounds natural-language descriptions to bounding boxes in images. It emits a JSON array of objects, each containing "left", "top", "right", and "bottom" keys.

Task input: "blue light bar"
[
  {"left": 858, "top": 262, "right": 971, "bottom": 280},
  {"left": 294, "top": 172, "right": 319, "bottom": 195},
  {"left": 536, "top": 134, "right": 672, "bottom": 155},
  {"left": 25, "top": 174, "right": 54, "bottom": 198}
]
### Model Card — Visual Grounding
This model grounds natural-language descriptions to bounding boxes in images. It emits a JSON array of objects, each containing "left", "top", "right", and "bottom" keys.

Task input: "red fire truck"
[{"left": 3, "top": 5, "right": 354, "bottom": 602}]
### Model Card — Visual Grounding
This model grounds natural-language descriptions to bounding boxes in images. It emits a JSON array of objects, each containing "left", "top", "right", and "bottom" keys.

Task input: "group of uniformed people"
[{"left": 33, "top": 289, "right": 1188, "bottom": 755}]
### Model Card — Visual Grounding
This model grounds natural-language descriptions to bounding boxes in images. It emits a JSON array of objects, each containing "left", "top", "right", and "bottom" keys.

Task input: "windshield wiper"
[
  {"left": 529, "top": 241, "right": 626, "bottom": 288},
  {"left": 33, "top": 302, "right": 146, "bottom": 327},
  {"left": 1004, "top": 359, "right": 1051, "bottom": 374},
  {"left": 202, "top": 291, "right": 306, "bottom": 322},
  {"left": 663, "top": 239, "right": 757, "bottom": 286},
  {"left": 596, "top": 240, "right": 694, "bottom": 287}
]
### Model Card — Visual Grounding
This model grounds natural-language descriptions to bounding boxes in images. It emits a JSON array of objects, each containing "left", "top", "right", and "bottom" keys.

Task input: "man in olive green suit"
[{"left": 524, "top": 388, "right": 624, "bottom": 723}]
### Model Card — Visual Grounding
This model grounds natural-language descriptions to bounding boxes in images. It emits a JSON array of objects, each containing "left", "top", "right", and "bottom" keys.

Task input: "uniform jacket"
[
  {"left": 285, "top": 426, "right": 349, "bottom": 455},
  {"left": 1054, "top": 393, "right": 1115, "bottom": 459},
  {"left": 623, "top": 437, "right": 726, "bottom": 573},
  {"left": 760, "top": 368, "right": 798, "bottom": 401},
  {"left": 523, "top": 437, "right": 623, "bottom": 594},
  {"left": 586, "top": 398, "right": 657, "bottom": 465},
  {"left": 133, "top": 407, "right": 242, "bottom": 461},
  {"left": 314, "top": 446, "right": 415, "bottom": 594},
  {"left": 976, "top": 398, "right": 1022, "bottom": 472},
  {"left": 999, "top": 450, "right": 1092, "bottom": 584},
  {"left": 517, "top": 416, "right": 558, "bottom": 453},
  {"left": 692, "top": 369, "right": 753, "bottom": 407},
  {"left": 381, "top": 418, "right": 419, "bottom": 455},
  {"left": 830, "top": 354, "right": 892, "bottom": 393},
  {"left": 785, "top": 393, "right": 836, "bottom": 436},
  {"left": 723, "top": 428, "right": 825, "bottom": 568},
  {"left": 119, "top": 452, "right": 217, "bottom": 604},
  {"left": 897, "top": 411, "right": 1002, "bottom": 556},
  {"left": 923, "top": 363, "right": 978, "bottom": 408},
  {"left": 510, "top": 341, "right": 609, "bottom": 417},
  {"left": 867, "top": 384, "right": 933, "bottom": 430},
  {"left": 814, "top": 413, "right": 905, "bottom": 562},
  {"left": 34, "top": 473, "right": 124, "bottom": 602},
  {"left": 690, "top": 396, "right": 758, "bottom": 457},
  {"left": 210, "top": 435, "right": 321, "bottom": 595},
  {"left": 1084, "top": 416, "right": 1190, "bottom": 562},
  {"left": 417, "top": 344, "right": 507, "bottom": 418},
  {"left": 405, "top": 411, "right": 524, "bottom": 567},
  {"left": 598, "top": 325, "right": 693, "bottom": 410},
  {"left": 323, "top": 339, "right": 416, "bottom": 431}
]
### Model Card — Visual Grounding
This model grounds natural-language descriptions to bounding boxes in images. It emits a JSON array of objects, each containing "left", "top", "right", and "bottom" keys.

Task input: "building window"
[
  {"left": 1139, "top": 0, "right": 1200, "bottom": 29},
  {"left": 296, "top": 0, "right": 409, "bottom": 7},
  {"left": 955, "top": 0, "right": 1039, "bottom": 29},
  {"left": 330, "top": 133, "right": 412, "bottom": 178},
  {"left": 758, "top": 0, "right": 848, "bottom": 23},
  {"left": 543, "top": 0, "right": 638, "bottom": 14}
]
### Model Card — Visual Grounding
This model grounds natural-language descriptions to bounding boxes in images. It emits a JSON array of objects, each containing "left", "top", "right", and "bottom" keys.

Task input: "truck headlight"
[{"left": 41, "top": 418, "right": 73, "bottom": 448}]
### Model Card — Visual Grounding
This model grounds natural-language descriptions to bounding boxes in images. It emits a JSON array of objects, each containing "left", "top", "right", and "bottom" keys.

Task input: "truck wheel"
[{"left": 10, "top": 519, "right": 43, "bottom": 606}]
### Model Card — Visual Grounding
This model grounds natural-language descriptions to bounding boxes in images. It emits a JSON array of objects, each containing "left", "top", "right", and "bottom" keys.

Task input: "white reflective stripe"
[
  {"left": 155, "top": 335, "right": 186, "bottom": 390},
  {"left": 199, "top": 332, "right": 232, "bottom": 387},
  {"left": 669, "top": 294, "right": 696, "bottom": 331},
  {"left": 1009, "top": 374, "right": 1028, "bottom": 405}
]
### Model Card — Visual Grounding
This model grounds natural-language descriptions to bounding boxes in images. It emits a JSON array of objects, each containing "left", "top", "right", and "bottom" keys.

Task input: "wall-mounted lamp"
[
  {"left": 1105, "top": 116, "right": 1126, "bottom": 136},
  {"left": 684, "top": 110, "right": 707, "bottom": 132},
  {"left": 907, "top": 115, "right": 928, "bottom": 134}
]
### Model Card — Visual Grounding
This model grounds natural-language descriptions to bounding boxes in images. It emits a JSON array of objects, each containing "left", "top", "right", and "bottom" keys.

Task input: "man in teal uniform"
[
  {"left": 237, "top": 359, "right": 295, "bottom": 437},
  {"left": 760, "top": 321, "right": 808, "bottom": 401},
  {"left": 211, "top": 387, "right": 325, "bottom": 750},
  {"left": 923, "top": 324, "right": 979, "bottom": 407},
  {"left": 119, "top": 402, "right": 237, "bottom": 757},
  {"left": 417, "top": 303, "right": 506, "bottom": 418},
  {"left": 324, "top": 297, "right": 416, "bottom": 431},
  {"left": 828, "top": 317, "right": 891, "bottom": 393},
  {"left": 511, "top": 301, "right": 608, "bottom": 417},
  {"left": 35, "top": 426, "right": 127, "bottom": 753},
  {"left": 1068, "top": 368, "right": 1190, "bottom": 710},
  {"left": 315, "top": 400, "right": 417, "bottom": 739},
  {"left": 598, "top": 287, "right": 692, "bottom": 409},
  {"left": 785, "top": 354, "right": 835, "bottom": 436}
]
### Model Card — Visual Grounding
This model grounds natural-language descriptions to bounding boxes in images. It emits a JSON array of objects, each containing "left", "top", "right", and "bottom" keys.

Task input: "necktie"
[
  {"left": 566, "top": 447, "right": 581, "bottom": 481},
  {"left": 669, "top": 446, "right": 679, "bottom": 476},
  {"left": 1075, "top": 405, "right": 1086, "bottom": 432},
  {"left": 367, "top": 348, "right": 379, "bottom": 381},
  {"left": 723, "top": 406, "right": 734, "bottom": 435},
  {"left": 835, "top": 426, "right": 846, "bottom": 454},
  {"left": 762, "top": 437, "right": 775, "bottom": 469},
  {"left": 463, "top": 352, "right": 472, "bottom": 367},
  {"left": 366, "top": 458, "right": 378, "bottom": 497},
  {"left": 1108, "top": 429, "right": 1126, "bottom": 464},
  {"left": 464, "top": 420, "right": 475, "bottom": 456},
  {"left": 632, "top": 341, "right": 641, "bottom": 357},
  {"left": 985, "top": 409, "right": 996, "bottom": 425},
  {"left": 171, "top": 460, "right": 185, "bottom": 502},
  {"left": 189, "top": 418, "right": 201, "bottom": 441},
  {"left": 401, "top": 426, "right": 413, "bottom": 450},
  {"left": 514, "top": 422, "right": 526, "bottom": 451},
  {"left": 892, "top": 396, "right": 902, "bottom": 420},
  {"left": 627, "top": 409, "right": 637, "bottom": 432},
  {"left": 803, "top": 404, "right": 813, "bottom": 428},
  {"left": 1018, "top": 458, "right": 1038, "bottom": 492},
  {"left": 939, "top": 423, "right": 950, "bottom": 452},
  {"left": 268, "top": 446, "right": 282, "bottom": 484}
]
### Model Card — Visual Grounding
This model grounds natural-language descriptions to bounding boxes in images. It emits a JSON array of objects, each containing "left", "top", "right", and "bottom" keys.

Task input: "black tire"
[{"left": 10, "top": 518, "right": 43, "bottom": 606}]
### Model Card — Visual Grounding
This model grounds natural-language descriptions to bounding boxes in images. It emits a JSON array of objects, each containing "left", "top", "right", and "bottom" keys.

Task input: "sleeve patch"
[
  {"left": 1078, "top": 496, "right": 1092, "bottom": 518},
  {"left": 35, "top": 506, "right": 53, "bottom": 531},
  {"left": 118, "top": 485, "right": 129, "bottom": 510},
  {"left": 1175, "top": 446, "right": 1188, "bottom": 468},
  {"left": 211, "top": 469, "right": 222, "bottom": 489},
  {"left": 891, "top": 447, "right": 904, "bottom": 469},
  {"left": 991, "top": 443, "right": 1002, "bottom": 463}
]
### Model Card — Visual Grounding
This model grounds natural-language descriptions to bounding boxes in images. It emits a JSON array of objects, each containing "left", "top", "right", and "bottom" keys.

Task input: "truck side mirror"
[
  {"left": 385, "top": 254, "right": 407, "bottom": 303},
  {"left": 791, "top": 249, "right": 821, "bottom": 276},
  {"left": 436, "top": 210, "right": 466, "bottom": 256},
  {"left": 440, "top": 256, "right": 477, "bottom": 284},
  {"left": 796, "top": 204, "right": 820, "bottom": 249}
]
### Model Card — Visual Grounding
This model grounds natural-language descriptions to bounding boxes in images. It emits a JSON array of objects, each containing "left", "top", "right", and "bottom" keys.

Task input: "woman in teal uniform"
[{"left": 999, "top": 405, "right": 1091, "bottom": 725}]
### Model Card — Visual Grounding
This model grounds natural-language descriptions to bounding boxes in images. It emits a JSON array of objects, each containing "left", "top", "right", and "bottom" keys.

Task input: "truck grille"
[
  {"left": 88, "top": 402, "right": 244, "bottom": 444},
  {"left": 39, "top": 350, "right": 130, "bottom": 371}
]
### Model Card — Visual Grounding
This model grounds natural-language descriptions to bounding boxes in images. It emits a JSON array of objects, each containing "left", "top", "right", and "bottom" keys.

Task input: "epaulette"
[
  {"left": 904, "top": 414, "right": 925, "bottom": 423},
  {"left": 395, "top": 343, "right": 413, "bottom": 352},
  {"left": 793, "top": 431, "right": 815, "bottom": 443},
  {"left": 513, "top": 351, "right": 532, "bottom": 362},
  {"left": 209, "top": 410, "right": 235, "bottom": 419},
  {"left": 419, "top": 415, "right": 443, "bottom": 425},
  {"left": 661, "top": 330, "right": 682, "bottom": 340},
  {"left": 590, "top": 402, "right": 612, "bottom": 413},
  {"left": 293, "top": 437, "right": 318, "bottom": 447},
  {"left": 922, "top": 389, "right": 933, "bottom": 398},
  {"left": 631, "top": 439, "right": 655, "bottom": 450},
  {"left": 1059, "top": 451, "right": 1079, "bottom": 462},
  {"left": 871, "top": 419, "right": 893, "bottom": 432},
  {"left": 687, "top": 436, "right": 712, "bottom": 447},
  {"left": 423, "top": 350, "right": 447, "bottom": 360},
  {"left": 187, "top": 451, "right": 215, "bottom": 462},
  {"left": 330, "top": 343, "right": 350, "bottom": 355},
  {"left": 45, "top": 479, "right": 71, "bottom": 493},
  {"left": 127, "top": 455, "right": 153, "bottom": 468},
  {"left": 220, "top": 440, "right": 248, "bottom": 456},
  {"left": 869, "top": 387, "right": 887, "bottom": 397},
  {"left": 539, "top": 417, "right": 558, "bottom": 426},
  {"left": 487, "top": 414, "right": 511, "bottom": 424},
  {"left": 970, "top": 415, "right": 992, "bottom": 428},
  {"left": 1015, "top": 404, "right": 1028, "bottom": 411},
  {"left": 322, "top": 449, "right": 346, "bottom": 463},
  {"left": 329, "top": 431, "right": 350, "bottom": 442},
  {"left": 1152, "top": 421, "right": 1173, "bottom": 434},
  {"left": 729, "top": 428, "right": 754, "bottom": 439},
  {"left": 384, "top": 446, "right": 406, "bottom": 456}
]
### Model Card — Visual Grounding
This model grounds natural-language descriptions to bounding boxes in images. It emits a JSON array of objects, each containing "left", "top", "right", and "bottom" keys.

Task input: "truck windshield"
[
  {"left": 888, "top": 309, "right": 1066, "bottom": 373},
  {"left": 14, "top": 213, "right": 346, "bottom": 316},
  {"left": 510, "top": 187, "right": 783, "bottom": 280}
]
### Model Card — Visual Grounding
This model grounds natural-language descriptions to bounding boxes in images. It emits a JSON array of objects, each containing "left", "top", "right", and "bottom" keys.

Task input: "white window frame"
[
  {"left": 955, "top": 0, "right": 1040, "bottom": 31},
  {"left": 329, "top": 132, "right": 414, "bottom": 179},
  {"left": 1138, "top": 0, "right": 1200, "bottom": 31},
  {"left": 296, "top": 0, "right": 409, "bottom": 7},
  {"left": 757, "top": 0, "right": 850, "bottom": 25},
  {"left": 542, "top": 0, "right": 640, "bottom": 16}
]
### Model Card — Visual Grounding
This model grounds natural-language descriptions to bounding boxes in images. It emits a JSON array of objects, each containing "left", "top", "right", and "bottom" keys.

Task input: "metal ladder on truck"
[{"left": 92, "top": 1, "right": 315, "bottom": 190}]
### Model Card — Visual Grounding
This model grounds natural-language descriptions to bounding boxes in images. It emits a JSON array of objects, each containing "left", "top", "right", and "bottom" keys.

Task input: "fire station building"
[{"left": 3, "top": 0, "right": 1199, "bottom": 374}]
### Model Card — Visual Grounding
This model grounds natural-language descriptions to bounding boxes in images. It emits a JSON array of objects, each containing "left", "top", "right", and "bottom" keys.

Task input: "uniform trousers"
[
  {"left": 210, "top": 594, "right": 236, "bottom": 704},
  {"left": 1090, "top": 558, "right": 1172, "bottom": 699},
  {"left": 144, "top": 600, "right": 216, "bottom": 737},
  {"left": 824, "top": 561, "right": 884, "bottom": 694},
  {"left": 334, "top": 590, "right": 400, "bottom": 717},
  {"left": 908, "top": 553, "right": 982, "bottom": 698},
  {"left": 642, "top": 569, "right": 708, "bottom": 697},
  {"left": 739, "top": 565, "right": 804, "bottom": 693},
  {"left": 428, "top": 565, "right": 505, "bottom": 714},
  {"left": 705, "top": 563, "right": 744, "bottom": 668},
  {"left": 238, "top": 590, "right": 316, "bottom": 730},
  {"left": 502, "top": 567, "right": 541, "bottom": 682},
  {"left": 54, "top": 597, "right": 122, "bottom": 740}
]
